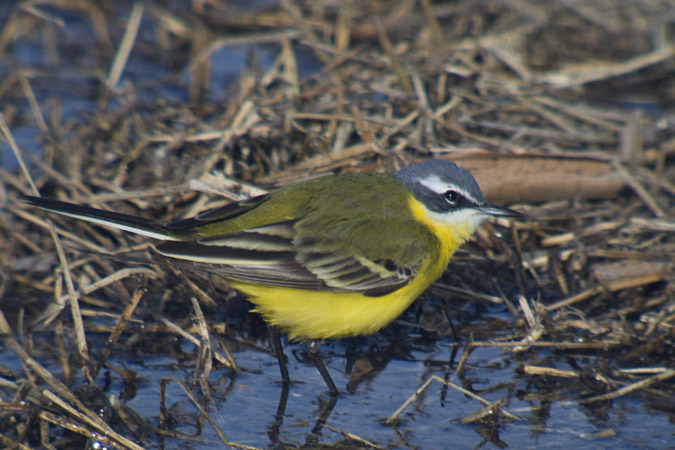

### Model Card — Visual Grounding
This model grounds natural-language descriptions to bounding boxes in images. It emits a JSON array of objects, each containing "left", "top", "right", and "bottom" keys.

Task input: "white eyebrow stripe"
[{"left": 419, "top": 176, "right": 479, "bottom": 204}]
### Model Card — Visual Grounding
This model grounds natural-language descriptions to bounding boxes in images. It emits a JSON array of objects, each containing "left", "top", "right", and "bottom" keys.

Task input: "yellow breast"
[
  {"left": 407, "top": 195, "right": 474, "bottom": 279},
  {"left": 230, "top": 196, "right": 473, "bottom": 341}
]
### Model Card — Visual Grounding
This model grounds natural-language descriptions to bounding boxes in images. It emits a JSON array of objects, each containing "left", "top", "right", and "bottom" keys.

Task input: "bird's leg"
[
  {"left": 306, "top": 340, "right": 338, "bottom": 395},
  {"left": 442, "top": 303, "right": 460, "bottom": 341},
  {"left": 270, "top": 327, "right": 290, "bottom": 386},
  {"left": 268, "top": 382, "right": 289, "bottom": 444},
  {"left": 306, "top": 391, "right": 338, "bottom": 445}
]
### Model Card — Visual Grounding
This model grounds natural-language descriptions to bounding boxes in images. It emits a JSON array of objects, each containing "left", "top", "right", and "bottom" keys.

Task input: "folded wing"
[{"left": 155, "top": 217, "right": 430, "bottom": 297}]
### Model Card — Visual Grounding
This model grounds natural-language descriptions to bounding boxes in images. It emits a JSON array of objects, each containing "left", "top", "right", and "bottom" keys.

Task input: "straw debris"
[{"left": 0, "top": 1, "right": 672, "bottom": 448}]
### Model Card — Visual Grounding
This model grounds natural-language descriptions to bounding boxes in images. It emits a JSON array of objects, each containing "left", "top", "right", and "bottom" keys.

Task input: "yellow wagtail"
[{"left": 23, "top": 159, "right": 521, "bottom": 394}]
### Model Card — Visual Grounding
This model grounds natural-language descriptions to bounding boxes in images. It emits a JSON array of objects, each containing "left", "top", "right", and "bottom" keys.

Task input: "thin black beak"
[{"left": 479, "top": 203, "right": 523, "bottom": 218}]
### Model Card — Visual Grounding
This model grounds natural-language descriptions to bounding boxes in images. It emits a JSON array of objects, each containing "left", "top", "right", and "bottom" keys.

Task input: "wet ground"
[{"left": 1, "top": 1, "right": 673, "bottom": 449}]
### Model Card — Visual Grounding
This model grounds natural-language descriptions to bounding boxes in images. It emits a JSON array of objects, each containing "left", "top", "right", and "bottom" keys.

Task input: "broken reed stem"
[
  {"left": 385, "top": 375, "right": 520, "bottom": 425},
  {"left": 190, "top": 296, "right": 213, "bottom": 399},
  {"left": 160, "top": 318, "right": 234, "bottom": 369},
  {"left": 2, "top": 2, "right": 674, "bottom": 448},
  {"left": 580, "top": 369, "right": 675, "bottom": 404},
  {"left": 163, "top": 378, "right": 261, "bottom": 450},
  {"left": 0, "top": 311, "right": 145, "bottom": 450},
  {"left": 93, "top": 288, "right": 145, "bottom": 378},
  {"left": 107, "top": 2, "right": 144, "bottom": 88},
  {"left": 0, "top": 114, "right": 89, "bottom": 365}
]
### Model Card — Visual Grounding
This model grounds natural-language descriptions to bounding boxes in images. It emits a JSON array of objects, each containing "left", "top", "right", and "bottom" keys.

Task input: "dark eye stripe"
[
  {"left": 409, "top": 180, "right": 483, "bottom": 214},
  {"left": 444, "top": 190, "right": 458, "bottom": 203},
  {"left": 440, "top": 190, "right": 475, "bottom": 209}
]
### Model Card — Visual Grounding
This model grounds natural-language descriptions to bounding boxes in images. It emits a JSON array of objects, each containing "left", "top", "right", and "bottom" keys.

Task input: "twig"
[
  {"left": 614, "top": 162, "right": 666, "bottom": 218},
  {"left": 375, "top": 19, "right": 412, "bottom": 93},
  {"left": 16, "top": 70, "right": 47, "bottom": 132},
  {"left": 523, "top": 365, "right": 579, "bottom": 378},
  {"left": 323, "top": 425, "right": 384, "bottom": 449},
  {"left": 1, "top": 115, "right": 89, "bottom": 365},
  {"left": 166, "top": 378, "right": 261, "bottom": 450},
  {"left": 580, "top": 369, "right": 675, "bottom": 403},
  {"left": 93, "top": 288, "right": 145, "bottom": 378},
  {"left": 385, "top": 375, "right": 520, "bottom": 425},
  {"left": 161, "top": 318, "right": 234, "bottom": 369},
  {"left": 546, "top": 286, "right": 604, "bottom": 311},
  {"left": 107, "top": 2, "right": 144, "bottom": 88}
]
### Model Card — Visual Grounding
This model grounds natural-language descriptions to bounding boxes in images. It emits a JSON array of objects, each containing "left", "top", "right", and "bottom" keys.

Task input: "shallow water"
[
  {"left": 45, "top": 325, "right": 667, "bottom": 449},
  {"left": 0, "top": 2, "right": 672, "bottom": 449}
]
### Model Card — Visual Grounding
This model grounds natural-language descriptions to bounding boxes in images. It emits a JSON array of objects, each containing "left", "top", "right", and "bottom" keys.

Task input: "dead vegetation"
[{"left": 0, "top": 0, "right": 673, "bottom": 448}]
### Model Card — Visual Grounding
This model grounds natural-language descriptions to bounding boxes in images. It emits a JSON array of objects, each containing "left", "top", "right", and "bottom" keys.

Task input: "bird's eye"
[{"left": 444, "top": 190, "right": 459, "bottom": 204}]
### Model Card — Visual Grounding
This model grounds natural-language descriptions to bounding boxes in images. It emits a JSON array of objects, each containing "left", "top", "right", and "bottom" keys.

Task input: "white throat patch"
[{"left": 422, "top": 205, "right": 488, "bottom": 232}]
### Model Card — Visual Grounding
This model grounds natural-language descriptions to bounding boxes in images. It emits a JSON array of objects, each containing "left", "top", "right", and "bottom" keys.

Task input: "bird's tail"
[{"left": 21, "top": 195, "right": 181, "bottom": 241}]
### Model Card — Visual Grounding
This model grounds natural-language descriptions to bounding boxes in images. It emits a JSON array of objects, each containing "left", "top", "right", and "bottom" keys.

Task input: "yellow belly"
[
  {"left": 229, "top": 196, "right": 475, "bottom": 341},
  {"left": 230, "top": 261, "right": 437, "bottom": 341}
]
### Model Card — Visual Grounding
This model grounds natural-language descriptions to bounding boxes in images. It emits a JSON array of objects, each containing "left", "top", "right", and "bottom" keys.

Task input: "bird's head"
[{"left": 394, "top": 160, "right": 521, "bottom": 233}]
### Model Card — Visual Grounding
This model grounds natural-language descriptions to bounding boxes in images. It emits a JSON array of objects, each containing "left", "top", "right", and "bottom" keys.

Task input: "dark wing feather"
[
  {"left": 155, "top": 219, "right": 426, "bottom": 296},
  {"left": 164, "top": 194, "right": 269, "bottom": 232}
]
